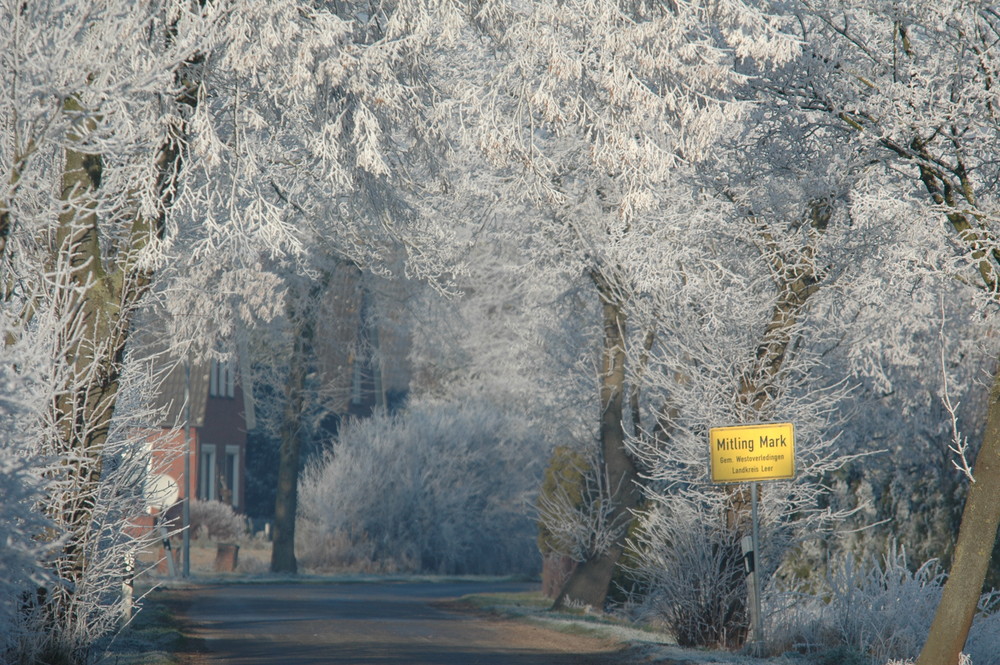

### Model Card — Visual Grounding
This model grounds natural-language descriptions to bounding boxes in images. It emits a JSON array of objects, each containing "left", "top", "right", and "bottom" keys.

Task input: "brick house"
[
  {"left": 143, "top": 354, "right": 255, "bottom": 516},
  {"left": 140, "top": 265, "right": 411, "bottom": 523}
]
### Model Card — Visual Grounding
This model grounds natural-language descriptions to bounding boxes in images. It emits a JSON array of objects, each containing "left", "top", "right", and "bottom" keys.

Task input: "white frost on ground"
[{"left": 458, "top": 589, "right": 804, "bottom": 665}]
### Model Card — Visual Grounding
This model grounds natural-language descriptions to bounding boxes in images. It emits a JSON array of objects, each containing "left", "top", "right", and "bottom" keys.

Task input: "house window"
[
  {"left": 209, "top": 360, "right": 235, "bottom": 398},
  {"left": 224, "top": 446, "right": 240, "bottom": 508},
  {"left": 199, "top": 444, "right": 217, "bottom": 501}
]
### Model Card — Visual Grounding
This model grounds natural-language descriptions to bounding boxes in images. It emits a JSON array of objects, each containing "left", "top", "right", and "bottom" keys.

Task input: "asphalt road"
[{"left": 161, "top": 580, "right": 630, "bottom": 665}]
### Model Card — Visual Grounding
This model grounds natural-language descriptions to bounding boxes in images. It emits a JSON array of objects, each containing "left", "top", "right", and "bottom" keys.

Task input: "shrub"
[
  {"left": 536, "top": 446, "right": 634, "bottom": 565},
  {"left": 823, "top": 544, "right": 941, "bottom": 661},
  {"left": 297, "top": 398, "right": 545, "bottom": 575},
  {"left": 188, "top": 499, "right": 247, "bottom": 542},
  {"left": 628, "top": 500, "right": 750, "bottom": 649},
  {"left": 536, "top": 446, "right": 589, "bottom": 561},
  {"left": 765, "top": 544, "right": 1000, "bottom": 665}
]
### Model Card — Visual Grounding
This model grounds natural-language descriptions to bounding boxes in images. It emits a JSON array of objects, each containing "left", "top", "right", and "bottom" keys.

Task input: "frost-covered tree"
[
  {"left": 419, "top": 0, "right": 976, "bottom": 643},
  {"left": 195, "top": 0, "right": 465, "bottom": 571},
  {"left": 774, "top": 3, "right": 1000, "bottom": 662},
  {"left": 421, "top": 0, "right": 801, "bottom": 611},
  {"left": 0, "top": 1, "right": 218, "bottom": 658},
  {"left": 614, "top": 98, "right": 891, "bottom": 642},
  {"left": 0, "top": 0, "right": 455, "bottom": 659}
]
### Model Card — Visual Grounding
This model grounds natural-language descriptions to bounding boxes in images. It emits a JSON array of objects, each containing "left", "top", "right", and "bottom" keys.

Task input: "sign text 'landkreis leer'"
[{"left": 709, "top": 422, "right": 795, "bottom": 483}]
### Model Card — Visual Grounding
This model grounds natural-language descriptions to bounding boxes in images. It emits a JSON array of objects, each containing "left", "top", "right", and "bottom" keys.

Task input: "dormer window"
[{"left": 209, "top": 359, "right": 235, "bottom": 398}]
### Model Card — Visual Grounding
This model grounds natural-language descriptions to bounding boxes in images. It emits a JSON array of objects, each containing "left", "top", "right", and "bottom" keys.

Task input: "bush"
[
  {"left": 536, "top": 446, "right": 589, "bottom": 560},
  {"left": 823, "top": 544, "right": 941, "bottom": 661},
  {"left": 0, "top": 453, "right": 51, "bottom": 662},
  {"left": 188, "top": 499, "right": 247, "bottom": 542},
  {"left": 297, "top": 398, "right": 546, "bottom": 575},
  {"left": 628, "top": 500, "right": 750, "bottom": 649},
  {"left": 766, "top": 544, "right": 1000, "bottom": 665}
]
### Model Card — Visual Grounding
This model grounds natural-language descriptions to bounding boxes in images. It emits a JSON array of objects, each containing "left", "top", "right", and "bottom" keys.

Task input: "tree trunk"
[
  {"left": 270, "top": 280, "right": 325, "bottom": 574},
  {"left": 35, "top": 93, "right": 176, "bottom": 656},
  {"left": 270, "top": 321, "right": 309, "bottom": 573},
  {"left": 916, "top": 363, "right": 1000, "bottom": 665},
  {"left": 49, "top": 116, "right": 116, "bottom": 586},
  {"left": 899, "top": 156, "right": 1000, "bottom": 664},
  {"left": 553, "top": 274, "right": 642, "bottom": 610},
  {"left": 710, "top": 204, "right": 827, "bottom": 647}
]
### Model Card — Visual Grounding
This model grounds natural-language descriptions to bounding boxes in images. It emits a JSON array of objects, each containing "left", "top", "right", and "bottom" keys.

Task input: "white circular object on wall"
[{"left": 145, "top": 473, "right": 179, "bottom": 511}]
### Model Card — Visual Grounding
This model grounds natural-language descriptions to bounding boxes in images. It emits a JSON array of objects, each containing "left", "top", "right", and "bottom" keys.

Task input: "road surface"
[{"left": 159, "top": 580, "right": 632, "bottom": 665}]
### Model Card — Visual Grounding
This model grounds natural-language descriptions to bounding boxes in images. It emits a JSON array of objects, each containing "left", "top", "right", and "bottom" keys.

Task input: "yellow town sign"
[{"left": 709, "top": 422, "right": 795, "bottom": 483}]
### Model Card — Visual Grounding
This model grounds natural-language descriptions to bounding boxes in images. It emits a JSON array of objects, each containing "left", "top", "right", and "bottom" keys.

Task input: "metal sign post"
[
  {"left": 750, "top": 481, "right": 763, "bottom": 656},
  {"left": 709, "top": 422, "right": 796, "bottom": 656},
  {"left": 182, "top": 359, "right": 191, "bottom": 578}
]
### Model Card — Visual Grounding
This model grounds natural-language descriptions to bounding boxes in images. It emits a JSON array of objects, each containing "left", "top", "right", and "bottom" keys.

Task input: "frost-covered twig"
[{"left": 939, "top": 299, "right": 976, "bottom": 483}]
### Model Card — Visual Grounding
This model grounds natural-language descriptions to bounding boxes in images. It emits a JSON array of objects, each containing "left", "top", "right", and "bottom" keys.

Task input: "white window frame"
[
  {"left": 199, "top": 444, "right": 217, "bottom": 501},
  {"left": 209, "top": 360, "right": 218, "bottom": 397},
  {"left": 224, "top": 445, "right": 240, "bottom": 508},
  {"left": 209, "top": 360, "right": 236, "bottom": 398}
]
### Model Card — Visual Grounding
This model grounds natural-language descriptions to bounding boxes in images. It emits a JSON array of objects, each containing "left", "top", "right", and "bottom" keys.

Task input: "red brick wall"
[
  {"left": 145, "top": 427, "right": 200, "bottom": 505},
  {"left": 138, "top": 378, "right": 249, "bottom": 516}
]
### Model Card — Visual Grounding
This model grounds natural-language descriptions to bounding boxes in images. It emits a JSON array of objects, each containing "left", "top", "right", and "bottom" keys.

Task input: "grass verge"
[
  {"left": 96, "top": 588, "right": 191, "bottom": 665},
  {"left": 448, "top": 591, "right": 819, "bottom": 665},
  {"left": 452, "top": 590, "right": 675, "bottom": 646}
]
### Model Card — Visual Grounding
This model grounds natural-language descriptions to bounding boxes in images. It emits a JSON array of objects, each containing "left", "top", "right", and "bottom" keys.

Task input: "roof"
[
  {"left": 149, "top": 356, "right": 211, "bottom": 428},
  {"left": 130, "top": 311, "right": 252, "bottom": 430}
]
